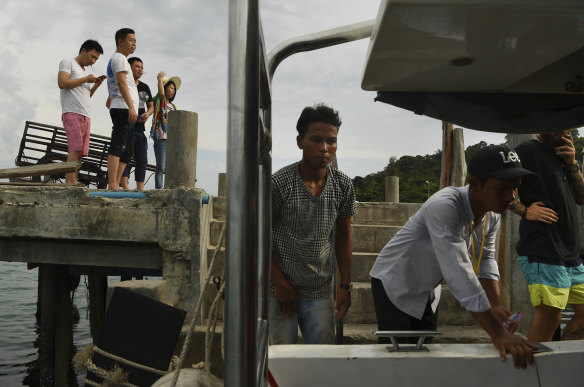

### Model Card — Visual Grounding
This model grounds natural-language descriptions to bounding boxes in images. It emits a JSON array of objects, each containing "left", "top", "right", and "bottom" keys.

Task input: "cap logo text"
[{"left": 499, "top": 151, "right": 519, "bottom": 164}]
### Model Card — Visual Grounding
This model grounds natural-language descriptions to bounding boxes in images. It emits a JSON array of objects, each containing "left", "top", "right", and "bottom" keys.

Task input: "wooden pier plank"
[{"left": 0, "top": 161, "right": 81, "bottom": 179}]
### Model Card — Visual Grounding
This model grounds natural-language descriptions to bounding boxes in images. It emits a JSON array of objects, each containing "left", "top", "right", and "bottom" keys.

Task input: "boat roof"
[{"left": 362, "top": 0, "right": 584, "bottom": 133}]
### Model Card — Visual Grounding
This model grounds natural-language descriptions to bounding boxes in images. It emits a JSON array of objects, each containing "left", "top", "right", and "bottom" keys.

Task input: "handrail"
[{"left": 267, "top": 19, "right": 375, "bottom": 81}]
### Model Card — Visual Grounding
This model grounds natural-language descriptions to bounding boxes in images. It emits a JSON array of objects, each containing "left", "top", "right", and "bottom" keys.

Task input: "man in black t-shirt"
[
  {"left": 120, "top": 57, "right": 154, "bottom": 191},
  {"left": 510, "top": 131, "right": 584, "bottom": 341}
]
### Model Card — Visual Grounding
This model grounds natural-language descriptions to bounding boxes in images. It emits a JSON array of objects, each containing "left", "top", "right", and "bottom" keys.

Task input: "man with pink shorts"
[{"left": 58, "top": 39, "right": 105, "bottom": 185}]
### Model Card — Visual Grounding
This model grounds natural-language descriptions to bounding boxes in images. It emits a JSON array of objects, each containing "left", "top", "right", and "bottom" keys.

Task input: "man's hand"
[
  {"left": 555, "top": 133, "right": 576, "bottom": 165},
  {"left": 128, "top": 107, "right": 138, "bottom": 124},
  {"left": 90, "top": 76, "right": 104, "bottom": 97},
  {"left": 492, "top": 332, "right": 537, "bottom": 369},
  {"left": 93, "top": 76, "right": 103, "bottom": 87},
  {"left": 491, "top": 305, "right": 517, "bottom": 333},
  {"left": 525, "top": 201, "right": 558, "bottom": 224},
  {"left": 273, "top": 277, "right": 297, "bottom": 318},
  {"left": 335, "top": 288, "right": 351, "bottom": 320},
  {"left": 85, "top": 74, "right": 98, "bottom": 83}
]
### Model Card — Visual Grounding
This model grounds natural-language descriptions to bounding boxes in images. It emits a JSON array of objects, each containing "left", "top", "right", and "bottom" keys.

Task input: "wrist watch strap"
[
  {"left": 339, "top": 283, "right": 353, "bottom": 291},
  {"left": 567, "top": 161, "right": 580, "bottom": 173}
]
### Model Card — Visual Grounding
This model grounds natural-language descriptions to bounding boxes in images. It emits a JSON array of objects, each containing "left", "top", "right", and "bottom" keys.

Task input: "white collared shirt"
[{"left": 369, "top": 185, "right": 500, "bottom": 319}]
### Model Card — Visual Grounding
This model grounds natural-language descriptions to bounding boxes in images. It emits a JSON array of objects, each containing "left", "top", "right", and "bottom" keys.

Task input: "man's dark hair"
[
  {"left": 128, "top": 57, "right": 143, "bottom": 66},
  {"left": 115, "top": 28, "right": 135, "bottom": 46},
  {"left": 296, "top": 103, "right": 342, "bottom": 137},
  {"left": 79, "top": 39, "right": 103, "bottom": 55}
]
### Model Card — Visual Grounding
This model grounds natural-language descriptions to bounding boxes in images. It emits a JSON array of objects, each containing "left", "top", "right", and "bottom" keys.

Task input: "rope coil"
[{"left": 74, "top": 344, "right": 169, "bottom": 386}]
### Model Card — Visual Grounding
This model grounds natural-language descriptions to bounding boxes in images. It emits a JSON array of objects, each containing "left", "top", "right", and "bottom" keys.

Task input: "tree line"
[{"left": 353, "top": 131, "right": 584, "bottom": 203}]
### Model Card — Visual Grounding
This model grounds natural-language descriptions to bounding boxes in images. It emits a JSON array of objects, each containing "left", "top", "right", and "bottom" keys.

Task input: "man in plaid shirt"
[{"left": 269, "top": 103, "right": 357, "bottom": 344}]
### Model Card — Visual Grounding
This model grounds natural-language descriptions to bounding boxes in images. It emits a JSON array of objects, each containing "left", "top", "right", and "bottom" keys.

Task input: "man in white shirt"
[
  {"left": 57, "top": 39, "right": 105, "bottom": 185},
  {"left": 106, "top": 28, "right": 138, "bottom": 190},
  {"left": 370, "top": 144, "right": 537, "bottom": 369}
]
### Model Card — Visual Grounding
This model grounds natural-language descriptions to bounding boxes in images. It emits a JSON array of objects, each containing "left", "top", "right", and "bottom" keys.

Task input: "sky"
[{"left": 0, "top": 0, "right": 506, "bottom": 195}]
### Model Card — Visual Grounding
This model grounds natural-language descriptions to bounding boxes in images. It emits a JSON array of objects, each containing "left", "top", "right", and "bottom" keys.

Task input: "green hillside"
[{"left": 353, "top": 131, "right": 584, "bottom": 203}]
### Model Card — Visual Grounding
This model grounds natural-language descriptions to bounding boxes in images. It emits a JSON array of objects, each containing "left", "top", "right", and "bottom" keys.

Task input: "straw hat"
[{"left": 162, "top": 76, "right": 181, "bottom": 91}]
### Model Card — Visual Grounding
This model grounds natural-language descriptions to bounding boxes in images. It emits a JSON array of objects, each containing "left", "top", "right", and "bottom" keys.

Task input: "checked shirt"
[{"left": 271, "top": 162, "right": 357, "bottom": 300}]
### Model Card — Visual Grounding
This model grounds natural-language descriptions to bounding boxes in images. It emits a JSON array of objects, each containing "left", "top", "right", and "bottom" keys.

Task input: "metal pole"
[
  {"left": 226, "top": 0, "right": 260, "bottom": 385},
  {"left": 256, "top": 160, "right": 271, "bottom": 383}
]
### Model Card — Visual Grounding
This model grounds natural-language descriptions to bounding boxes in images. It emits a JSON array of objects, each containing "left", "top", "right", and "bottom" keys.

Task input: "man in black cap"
[
  {"left": 370, "top": 144, "right": 536, "bottom": 369},
  {"left": 509, "top": 131, "right": 584, "bottom": 342}
]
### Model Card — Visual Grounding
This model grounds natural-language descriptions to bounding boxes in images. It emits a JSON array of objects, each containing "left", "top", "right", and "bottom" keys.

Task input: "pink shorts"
[{"left": 62, "top": 112, "right": 90, "bottom": 157}]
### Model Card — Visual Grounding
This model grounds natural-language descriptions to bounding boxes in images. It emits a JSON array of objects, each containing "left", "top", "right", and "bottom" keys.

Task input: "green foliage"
[
  {"left": 353, "top": 130, "right": 583, "bottom": 203},
  {"left": 353, "top": 140, "right": 491, "bottom": 203},
  {"left": 354, "top": 150, "right": 443, "bottom": 203}
]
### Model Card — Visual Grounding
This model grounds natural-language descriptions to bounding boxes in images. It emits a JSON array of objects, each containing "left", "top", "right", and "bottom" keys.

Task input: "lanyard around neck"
[{"left": 470, "top": 213, "right": 488, "bottom": 275}]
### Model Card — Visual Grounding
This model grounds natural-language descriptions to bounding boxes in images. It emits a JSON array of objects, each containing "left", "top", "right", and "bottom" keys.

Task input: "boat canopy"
[{"left": 362, "top": 0, "right": 584, "bottom": 132}]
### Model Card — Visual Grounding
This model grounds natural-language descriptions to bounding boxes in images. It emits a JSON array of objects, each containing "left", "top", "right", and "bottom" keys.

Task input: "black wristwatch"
[
  {"left": 566, "top": 161, "right": 580, "bottom": 173},
  {"left": 339, "top": 283, "right": 353, "bottom": 292}
]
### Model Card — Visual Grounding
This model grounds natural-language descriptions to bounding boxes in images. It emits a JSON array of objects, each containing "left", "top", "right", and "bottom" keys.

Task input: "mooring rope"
[
  {"left": 93, "top": 345, "right": 168, "bottom": 376},
  {"left": 169, "top": 222, "right": 226, "bottom": 387},
  {"left": 204, "top": 270, "right": 226, "bottom": 377},
  {"left": 74, "top": 345, "right": 136, "bottom": 387},
  {"left": 74, "top": 343, "right": 170, "bottom": 386}
]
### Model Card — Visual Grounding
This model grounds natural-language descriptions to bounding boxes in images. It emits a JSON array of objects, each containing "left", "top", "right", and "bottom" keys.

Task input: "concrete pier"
[
  {"left": 384, "top": 176, "right": 399, "bottom": 203},
  {"left": 0, "top": 186, "right": 208, "bottom": 311},
  {"left": 165, "top": 110, "right": 199, "bottom": 189},
  {"left": 0, "top": 185, "right": 210, "bottom": 382}
]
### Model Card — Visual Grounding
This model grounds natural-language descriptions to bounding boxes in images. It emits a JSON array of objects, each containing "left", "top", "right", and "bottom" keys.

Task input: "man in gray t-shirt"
[{"left": 270, "top": 104, "right": 356, "bottom": 345}]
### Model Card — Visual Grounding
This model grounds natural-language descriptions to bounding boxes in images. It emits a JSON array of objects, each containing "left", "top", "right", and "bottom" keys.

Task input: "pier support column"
[
  {"left": 385, "top": 176, "right": 399, "bottom": 203},
  {"left": 165, "top": 111, "right": 199, "bottom": 189},
  {"left": 39, "top": 264, "right": 56, "bottom": 386},
  {"left": 38, "top": 264, "right": 73, "bottom": 387},
  {"left": 54, "top": 266, "right": 73, "bottom": 386},
  {"left": 88, "top": 271, "right": 107, "bottom": 344},
  {"left": 218, "top": 172, "right": 228, "bottom": 197}
]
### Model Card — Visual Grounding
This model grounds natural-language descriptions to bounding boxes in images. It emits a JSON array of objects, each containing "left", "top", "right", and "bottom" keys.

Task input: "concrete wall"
[{"left": 0, "top": 185, "right": 210, "bottom": 314}]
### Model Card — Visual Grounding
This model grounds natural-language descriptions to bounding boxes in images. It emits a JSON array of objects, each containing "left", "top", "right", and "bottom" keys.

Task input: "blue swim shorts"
[{"left": 518, "top": 256, "right": 584, "bottom": 309}]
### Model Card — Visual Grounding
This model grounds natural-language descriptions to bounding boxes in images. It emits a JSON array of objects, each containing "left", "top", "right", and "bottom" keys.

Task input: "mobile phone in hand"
[{"left": 503, "top": 312, "right": 522, "bottom": 328}]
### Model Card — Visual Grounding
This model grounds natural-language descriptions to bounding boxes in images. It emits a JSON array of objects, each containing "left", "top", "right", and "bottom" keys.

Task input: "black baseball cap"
[{"left": 468, "top": 144, "right": 535, "bottom": 179}]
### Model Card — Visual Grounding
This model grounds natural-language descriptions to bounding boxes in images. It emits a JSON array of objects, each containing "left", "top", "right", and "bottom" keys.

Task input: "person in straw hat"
[{"left": 150, "top": 71, "right": 181, "bottom": 189}]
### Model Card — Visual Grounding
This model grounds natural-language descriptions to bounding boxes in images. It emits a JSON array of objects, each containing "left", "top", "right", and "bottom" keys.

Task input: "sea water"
[{"left": 1, "top": 262, "right": 98, "bottom": 386}]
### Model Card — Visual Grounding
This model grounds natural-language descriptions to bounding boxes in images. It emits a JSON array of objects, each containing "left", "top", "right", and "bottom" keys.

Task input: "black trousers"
[{"left": 371, "top": 277, "right": 438, "bottom": 344}]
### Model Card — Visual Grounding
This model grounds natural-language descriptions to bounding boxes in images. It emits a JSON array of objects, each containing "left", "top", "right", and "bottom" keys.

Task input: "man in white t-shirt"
[
  {"left": 57, "top": 39, "right": 105, "bottom": 185},
  {"left": 106, "top": 27, "right": 139, "bottom": 190}
]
